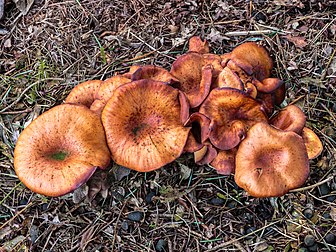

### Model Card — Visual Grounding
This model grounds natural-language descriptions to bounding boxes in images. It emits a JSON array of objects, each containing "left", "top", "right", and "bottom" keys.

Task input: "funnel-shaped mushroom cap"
[
  {"left": 65, "top": 80, "right": 103, "bottom": 108},
  {"left": 235, "top": 122, "right": 309, "bottom": 198},
  {"left": 171, "top": 53, "right": 213, "bottom": 108},
  {"left": 302, "top": 127, "right": 323, "bottom": 159},
  {"left": 210, "top": 148, "right": 237, "bottom": 175},
  {"left": 199, "top": 88, "right": 268, "bottom": 150},
  {"left": 270, "top": 105, "right": 306, "bottom": 134},
  {"left": 188, "top": 36, "right": 210, "bottom": 54},
  {"left": 230, "top": 42, "right": 273, "bottom": 81},
  {"left": 102, "top": 80, "right": 190, "bottom": 172},
  {"left": 131, "top": 65, "right": 179, "bottom": 84},
  {"left": 90, "top": 76, "right": 130, "bottom": 114},
  {"left": 14, "top": 104, "right": 111, "bottom": 197}
]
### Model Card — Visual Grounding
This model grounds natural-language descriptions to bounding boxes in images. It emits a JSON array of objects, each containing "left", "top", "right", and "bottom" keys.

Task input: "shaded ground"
[{"left": 1, "top": 0, "right": 336, "bottom": 251}]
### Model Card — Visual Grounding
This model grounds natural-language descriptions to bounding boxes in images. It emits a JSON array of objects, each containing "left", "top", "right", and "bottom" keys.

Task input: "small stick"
[
  {"left": 224, "top": 30, "right": 286, "bottom": 36},
  {"left": 290, "top": 176, "right": 334, "bottom": 193}
]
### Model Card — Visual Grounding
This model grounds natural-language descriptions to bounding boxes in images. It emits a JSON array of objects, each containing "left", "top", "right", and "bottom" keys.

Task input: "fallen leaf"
[
  {"left": 206, "top": 28, "right": 227, "bottom": 43},
  {"left": 284, "top": 34, "right": 308, "bottom": 48},
  {"left": 179, "top": 163, "right": 191, "bottom": 180},
  {"left": 111, "top": 164, "right": 130, "bottom": 181}
]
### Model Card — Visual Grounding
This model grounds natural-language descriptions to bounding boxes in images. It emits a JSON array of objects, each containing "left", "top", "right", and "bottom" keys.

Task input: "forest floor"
[{"left": 0, "top": 0, "right": 335, "bottom": 251}]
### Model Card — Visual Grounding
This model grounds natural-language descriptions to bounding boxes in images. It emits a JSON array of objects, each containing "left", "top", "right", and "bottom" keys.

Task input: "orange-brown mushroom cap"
[
  {"left": 199, "top": 88, "right": 268, "bottom": 150},
  {"left": 188, "top": 36, "right": 210, "bottom": 54},
  {"left": 270, "top": 105, "right": 306, "bottom": 134},
  {"left": 101, "top": 80, "right": 190, "bottom": 172},
  {"left": 14, "top": 104, "right": 111, "bottom": 197},
  {"left": 65, "top": 80, "right": 103, "bottom": 108},
  {"left": 131, "top": 65, "right": 179, "bottom": 84},
  {"left": 235, "top": 122, "right": 309, "bottom": 198},
  {"left": 90, "top": 75, "right": 130, "bottom": 114},
  {"left": 230, "top": 42, "right": 273, "bottom": 81},
  {"left": 302, "top": 127, "right": 323, "bottom": 159},
  {"left": 171, "top": 53, "right": 213, "bottom": 108},
  {"left": 210, "top": 148, "right": 237, "bottom": 175}
]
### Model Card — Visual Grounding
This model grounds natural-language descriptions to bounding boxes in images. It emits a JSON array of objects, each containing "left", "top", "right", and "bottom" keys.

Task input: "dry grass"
[{"left": 0, "top": 0, "right": 335, "bottom": 251}]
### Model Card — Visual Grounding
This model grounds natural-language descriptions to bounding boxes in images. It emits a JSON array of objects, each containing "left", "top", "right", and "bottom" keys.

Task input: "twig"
[
  {"left": 224, "top": 30, "right": 286, "bottom": 36},
  {"left": 0, "top": 108, "right": 33, "bottom": 115},
  {"left": 0, "top": 202, "right": 33, "bottom": 230},
  {"left": 289, "top": 176, "right": 334, "bottom": 193},
  {"left": 0, "top": 82, "right": 39, "bottom": 113},
  {"left": 205, "top": 219, "right": 282, "bottom": 251}
]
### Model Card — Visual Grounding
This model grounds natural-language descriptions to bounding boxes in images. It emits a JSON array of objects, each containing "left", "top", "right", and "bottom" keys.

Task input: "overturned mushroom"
[
  {"left": 235, "top": 122, "right": 309, "bottom": 197},
  {"left": 199, "top": 88, "right": 268, "bottom": 150},
  {"left": 14, "top": 104, "right": 111, "bottom": 197},
  {"left": 102, "top": 80, "right": 190, "bottom": 172}
]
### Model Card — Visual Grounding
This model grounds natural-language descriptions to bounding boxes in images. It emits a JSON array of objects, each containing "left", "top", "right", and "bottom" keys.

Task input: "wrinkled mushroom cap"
[
  {"left": 65, "top": 80, "right": 103, "bottom": 108},
  {"left": 171, "top": 53, "right": 213, "bottom": 108},
  {"left": 199, "top": 88, "right": 268, "bottom": 150},
  {"left": 102, "top": 80, "right": 190, "bottom": 172},
  {"left": 230, "top": 42, "right": 273, "bottom": 81},
  {"left": 302, "top": 127, "right": 323, "bottom": 159},
  {"left": 14, "top": 104, "right": 111, "bottom": 197},
  {"left": 270, "top": 105, "right": 306, "bottom": 134},
  {"left": 235, "top": 122, "right": 309, "bottom": 198}
]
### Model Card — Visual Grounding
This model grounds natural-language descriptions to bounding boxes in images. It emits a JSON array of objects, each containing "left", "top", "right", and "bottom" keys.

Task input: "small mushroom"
[
  {"left": 14, "top": 104, "right": 111, "bottom": 197},
  {"left": 131, "top": 65, "right": 179, "bottom": 84},
  {"left": 188, "top": 36, "right": 210, "bottom": 54},
  {"left": 65, "top": 80, "right": 103, "bottom": 108},
  {"left": 171, "top": 54, "right": 213, "bottom": 108},
  {"left": 199, "top": 88, "right": 268, "bottom": 150},
  {"left": 102, "top": 80, "right": 190, "bottom": 172},
  {"left": 235, "top": 122, "right": 309, "bottom": 197},
  {"left": 228, "top": 42, "right": 273, "bottom": 81},
  {"left": 210, "top": 148, "right": 237, "bottom": 175},
  {"left": 302, "top": 127, "right": 323, "bottom": 159},
  {"left": 270, "top": 105, "right": 306, "bottom": 134}
]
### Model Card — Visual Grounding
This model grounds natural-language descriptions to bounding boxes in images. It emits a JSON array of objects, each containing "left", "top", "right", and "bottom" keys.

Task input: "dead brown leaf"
[{"left": 284, "top": 34, "right": 308, "bottom": 48}]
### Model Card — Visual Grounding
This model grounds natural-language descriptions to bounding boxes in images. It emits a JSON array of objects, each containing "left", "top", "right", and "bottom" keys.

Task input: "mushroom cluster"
[{"left": 14, "top": 36, "right": 323, "bottom": 198}]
